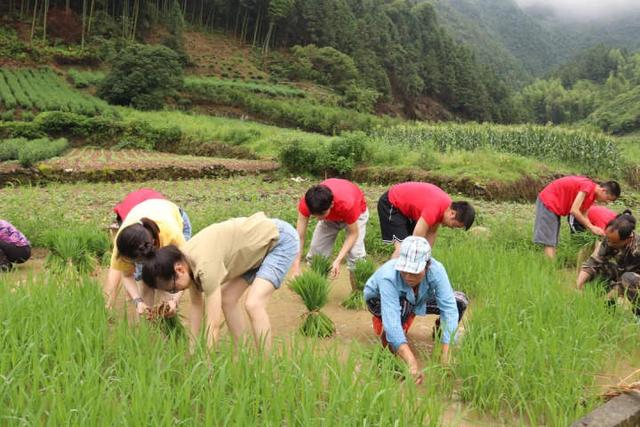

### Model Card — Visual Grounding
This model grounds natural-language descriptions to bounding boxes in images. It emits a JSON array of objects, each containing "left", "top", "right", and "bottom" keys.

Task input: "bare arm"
[
  {"left": 576, "top": 270, "right": 592, "bottom": 290},
  {"left": 189, "top": 286, "right": 204, "bottom": 350},
  {"left": 104, "top": 268, "right": 122, "bottom": 309},
  {"left": 412, "top": 217, "right": 429, "bottom": 239},
  {"left": 570, "top": 192, "right": 603, "bottom": 236},
  {"left": 330, "top": 222, "right": 358, "bottom": 279},
  {"left": 425, "top": 224, "right": 439, "bottom": 248},
  {"left": 291, "top": 213, "right": 310, "bottom": 277},
  {"left": 396, "top": 343, "right": 423, "bottom": 384}
]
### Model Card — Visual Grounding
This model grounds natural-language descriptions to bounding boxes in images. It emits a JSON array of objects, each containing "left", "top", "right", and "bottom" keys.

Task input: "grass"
[
  {"left": 0, "top": 137, "right": 69, "bottom": 166},
  {"left": 118, "top": 107, "right": 333, "bottom": 158},
  {"left": 0, "top": 272, "right": 443, "bottom": 425},
  {"left": 0, "top": 176, "right": 639, "bottom": 424}
]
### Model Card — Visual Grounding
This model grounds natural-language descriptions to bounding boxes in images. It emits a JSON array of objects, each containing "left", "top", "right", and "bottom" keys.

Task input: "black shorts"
[
  {"left": 567, "top": 215, "right": 586, "bottom": 233},
  {"left": 377, "top": 191, "right": 415, "bottom": 243}
]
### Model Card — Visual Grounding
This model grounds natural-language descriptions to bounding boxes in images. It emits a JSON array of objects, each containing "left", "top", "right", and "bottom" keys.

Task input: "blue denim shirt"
[{"left": 363, "top": 258, "right": 459, "bottom": 351}]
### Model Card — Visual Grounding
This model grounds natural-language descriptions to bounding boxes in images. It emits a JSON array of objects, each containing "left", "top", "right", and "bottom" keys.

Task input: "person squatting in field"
[
  {"left": 534, "top": 176, "right": 620, "bottom": 258},
  {"left": 291, "top": 178, "right": 369, "bottom": 292},
  {"left": 141, "top": 212, "right": 299, "bottom": 352},
  {"left": 377, "top": 182, "right": 475, "bottom": 258},
  {"left": 0, "top": 219, "right": 31, "bottom": 272},
  {"left": 364, "top": 236, "right": 468, "bottom": 383},
  {"left": 106, "top": 195, "right": 196, "bottom": 321},
  {"left": 576, "top": 212, "right": 640, "bottom": 318}
]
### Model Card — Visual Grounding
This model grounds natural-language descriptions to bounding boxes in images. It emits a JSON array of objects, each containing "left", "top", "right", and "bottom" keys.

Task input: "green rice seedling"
[
  {"left": 289, "top": 270, "right": 335, "bottom": 337},
  {"left": 309, "top": 253, "right": 331, "bottom": 277},
  {"left": 342, "top": 257, "right": 376, "bottom": 310},
  {"left": 43, "top": 226, "right": 107, "bottom": 273}
]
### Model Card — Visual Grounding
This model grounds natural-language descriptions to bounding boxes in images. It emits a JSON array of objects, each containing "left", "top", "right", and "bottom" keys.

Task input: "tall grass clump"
[
  {"left": 0, "top": 273, "right": 444, "bottom": 425},
  {"left": 43, "top": 226, "right": 110, "bottom": 273},
  {"left": 289, "top": 270, "right": 335, "bottom": 337},
  {"left": 438, "top": 231, "right": 638, "bottom": 425},
  {"left": 342, "top": 257, "right": 376, "bottom": 310},
  {"left": 185, "top": 76, "right": 306, "bottom": 98},
  {"left": 309, "top": 253, "right": 331, "bottom": 277},
  {"left": 0, "top": 136, "right": 69, "bottom": 166}
]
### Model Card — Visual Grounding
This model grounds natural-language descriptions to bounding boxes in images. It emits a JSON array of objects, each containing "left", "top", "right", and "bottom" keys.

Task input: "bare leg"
[
  {"left": 349, "top": 270, "right": 357, "bottom": 292},
  {"left": 221, "top": 277, "right": 249, "bottom": 342},
  {"left": 544, "top": 246, "right": 556, "bottom": 259},
  {"left": 104, "top": 268, "right": 122, "bottom": 309},
  {"left": 205, "top": 286, "right": 224, "bottom": 348},
  {"left": 244, "top": 278, "right": 276, "bottom": 353}
]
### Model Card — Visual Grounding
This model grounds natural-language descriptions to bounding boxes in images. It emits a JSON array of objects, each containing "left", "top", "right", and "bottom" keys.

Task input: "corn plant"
[
  {"left": 342, "top": 257, "right": 376, "bottom": 310},
  {"left": 289, "top": 270, "right": 335, "bottom": 337}
]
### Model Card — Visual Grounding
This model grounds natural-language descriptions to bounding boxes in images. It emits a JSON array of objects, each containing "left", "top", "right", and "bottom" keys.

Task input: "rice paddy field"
[{"left": 1, "top": 176, "right": 639, "bottom": 426}]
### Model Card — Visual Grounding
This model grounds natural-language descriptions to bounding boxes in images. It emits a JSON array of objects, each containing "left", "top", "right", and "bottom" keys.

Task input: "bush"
[
  {"left": 289, "top": 45, "right": 359, "bottom": 91},
  {"left": 340, "top": 84, "right": 380, "bottom": 113},
  {"left": 97, "top": 44, "right": 184, "bottom": 110}
]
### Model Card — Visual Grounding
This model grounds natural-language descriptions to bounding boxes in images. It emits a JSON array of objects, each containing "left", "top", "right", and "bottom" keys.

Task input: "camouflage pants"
[{"left": 594, "top": 266, "right": 640, "bottom": 316}]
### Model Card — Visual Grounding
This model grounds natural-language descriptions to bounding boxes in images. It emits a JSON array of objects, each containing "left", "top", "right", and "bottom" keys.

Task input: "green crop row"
[
  {"left": 67, "top": 69, "right": 106, "bottom": 89},
  {"left": 0, "top": 136, "right": 69, "bottom": 166},
  {"left": 0, "top": 68, "right": 110, "bottom": 116},
  {"left": 185, "top": 76, "right": 306, "bottom": 98},
  {"left": 184, "top": 78, "right": 392, "bottom": 134},
  {"left": 368, "top": 124, "right": 621, "bottom": 176}
]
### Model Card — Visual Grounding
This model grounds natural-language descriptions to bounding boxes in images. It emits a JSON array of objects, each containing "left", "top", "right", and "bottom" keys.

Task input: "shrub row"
[
  {"left": 184, "top": 80, "right": 391, "bottom": 134},
  {"left": 279, "top": 131, "right": 367, "bottom": 175},
  {"left": 0, "top": 137, "right": 69, "bottom": 167},
  {"left": 185, "top": 76, "right": 306, "bottom": 98},
  {"left": 0, "top": 111, "right": 181, "bottom": 151}
]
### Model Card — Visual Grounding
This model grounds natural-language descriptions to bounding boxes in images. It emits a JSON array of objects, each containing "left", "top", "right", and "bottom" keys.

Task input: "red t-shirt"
[
  {"left": 539, "top": 176, "right": 597, "bottom": 216},
  {"left": 587, "top": 206, "right": 617, "bottom": 229},
  {"left": 388, "top": 182, "right": 451, "bottom": 226},
  {"left": 114, "top": 188, "right": 166, "bottom": 221},
  {"left": 298, "top": 178, "right": 367, "bottom": 224}
]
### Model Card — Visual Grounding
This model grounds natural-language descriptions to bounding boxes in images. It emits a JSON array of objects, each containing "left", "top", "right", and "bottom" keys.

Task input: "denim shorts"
[
  {"left": 135, "top": 208, "right": 192, "bottom": 281},
  {"left": 242, "top": 219, "right": 299, "bottom": 289}
]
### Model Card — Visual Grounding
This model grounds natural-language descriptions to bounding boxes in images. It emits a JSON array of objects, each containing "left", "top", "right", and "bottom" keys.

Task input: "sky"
[{"left": 514, "top": 0, "right": 640, "bottom": 21}]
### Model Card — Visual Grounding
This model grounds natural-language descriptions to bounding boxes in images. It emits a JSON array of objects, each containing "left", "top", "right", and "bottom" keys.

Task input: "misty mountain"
[{"left": 430, "top": 0, "right": 640, "bottom": 85}]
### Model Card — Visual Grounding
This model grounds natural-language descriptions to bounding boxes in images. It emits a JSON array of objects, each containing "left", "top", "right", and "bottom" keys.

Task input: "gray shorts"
[
  {"left": 533, "top": 197, "right": 560, "bottom": 247},
  {"left": 306, "top": 209, "right": 369, "bottom": 271}
]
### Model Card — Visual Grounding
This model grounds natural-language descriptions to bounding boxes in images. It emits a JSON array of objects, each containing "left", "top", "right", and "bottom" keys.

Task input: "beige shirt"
[
  {"left": 185, "top": 212, "right": 279, "bottom": 295},
  {"left": 110, "top": 199, "right": 185, "bottom": 275}
]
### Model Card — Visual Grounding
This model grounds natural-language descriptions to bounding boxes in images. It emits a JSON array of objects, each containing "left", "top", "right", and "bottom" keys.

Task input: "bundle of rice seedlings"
[
  {"left": 289, "top": 270, "right": 335, "bottom": 337},
  {"left": 342, "top": 257, "right": 376, "bottom": 310},
  {"left": 149, "top": 301, "right": 186, "bottom": 339},
  {"left": 309, "top": 254, "right": 331, "bottom": 277},
  {"left": 44, "top": 229, "right": 96, "bottom": 273}
]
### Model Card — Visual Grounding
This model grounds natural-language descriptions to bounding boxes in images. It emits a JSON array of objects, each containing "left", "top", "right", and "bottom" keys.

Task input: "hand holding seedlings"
[{"left": 329, "top": 259, "right": 340, "bottom": 279}]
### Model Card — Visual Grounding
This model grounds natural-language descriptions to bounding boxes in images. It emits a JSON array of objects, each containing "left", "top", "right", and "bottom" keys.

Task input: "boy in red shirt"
[
  {"left": 534, "top": 176, "right": 620, "bottom": 258},
  {"left": 291, "top": 178, "right": 368, "bottom": 291},
  {"left": 377, "top": 182, "right": 475, "bottom": 258},
  {"left": 568, "top": 206, "right": 628, "bottom": 233}
]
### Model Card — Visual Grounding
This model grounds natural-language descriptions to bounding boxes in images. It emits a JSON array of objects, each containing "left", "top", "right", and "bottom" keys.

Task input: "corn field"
[
  {"left": 0, "top": 68, "right": 109, "bottom": 116},
  {"left": 370, "top": 124, "right": 621, "bottom": 175}
]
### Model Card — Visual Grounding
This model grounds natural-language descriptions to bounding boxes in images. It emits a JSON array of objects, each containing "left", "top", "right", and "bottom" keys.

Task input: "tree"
[{"left": 97, "top": 44, "right": 184, "bottom": 110}]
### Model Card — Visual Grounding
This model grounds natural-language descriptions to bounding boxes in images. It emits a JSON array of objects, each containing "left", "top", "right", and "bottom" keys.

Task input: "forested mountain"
[
  {"left": 0, "top": 0, "right": 517, "bottom": 122},
  {"left": 431, "top": 0, "right": 640, "bottom": 86}
]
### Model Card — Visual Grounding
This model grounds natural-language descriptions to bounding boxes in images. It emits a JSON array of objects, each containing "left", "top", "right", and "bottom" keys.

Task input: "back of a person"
[
  {"left": 0, "top": 220, "right": 30, "bottom": 247},
  {"left": 388, "top": 182, "right": 450, "bottom": 220},
  {"left": 185, "top": 213, "right": 279, "bottom": 283},
  {"left": 114, "top": 188, "right": 165, "bottom": 222},
  {"left": 120, "top": 199, "right": 182, "bottom": 232},
  {"left": 539, "top": 176, "right": 595, "bottom": 216},
  {"left": 321, "top": 178, "right": 366, "bottom": 221},
  {"left": 588, "top": 206, "right": 617, "bottom": 229}
]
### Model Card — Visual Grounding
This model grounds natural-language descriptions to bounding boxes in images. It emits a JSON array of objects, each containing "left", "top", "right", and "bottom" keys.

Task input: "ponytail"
[
  {"left": 116, "top": 217, "right": 161, "bottom": 260},
  {"left": 141, "top": 245, "right": 186, "bottom": 289}
]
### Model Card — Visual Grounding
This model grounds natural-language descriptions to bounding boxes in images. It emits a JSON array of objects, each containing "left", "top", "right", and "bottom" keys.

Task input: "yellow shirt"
[
  {"left": 110, "top": 199, "right": 185, "bottom": 275},
  {"left": 184, "top": 212, "right": 279, "bottom": 295}
]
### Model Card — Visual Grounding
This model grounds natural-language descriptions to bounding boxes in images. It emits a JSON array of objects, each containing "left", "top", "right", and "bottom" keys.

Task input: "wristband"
[{"left": 132, "top": 297, "right": 143, "bottom": 306}]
